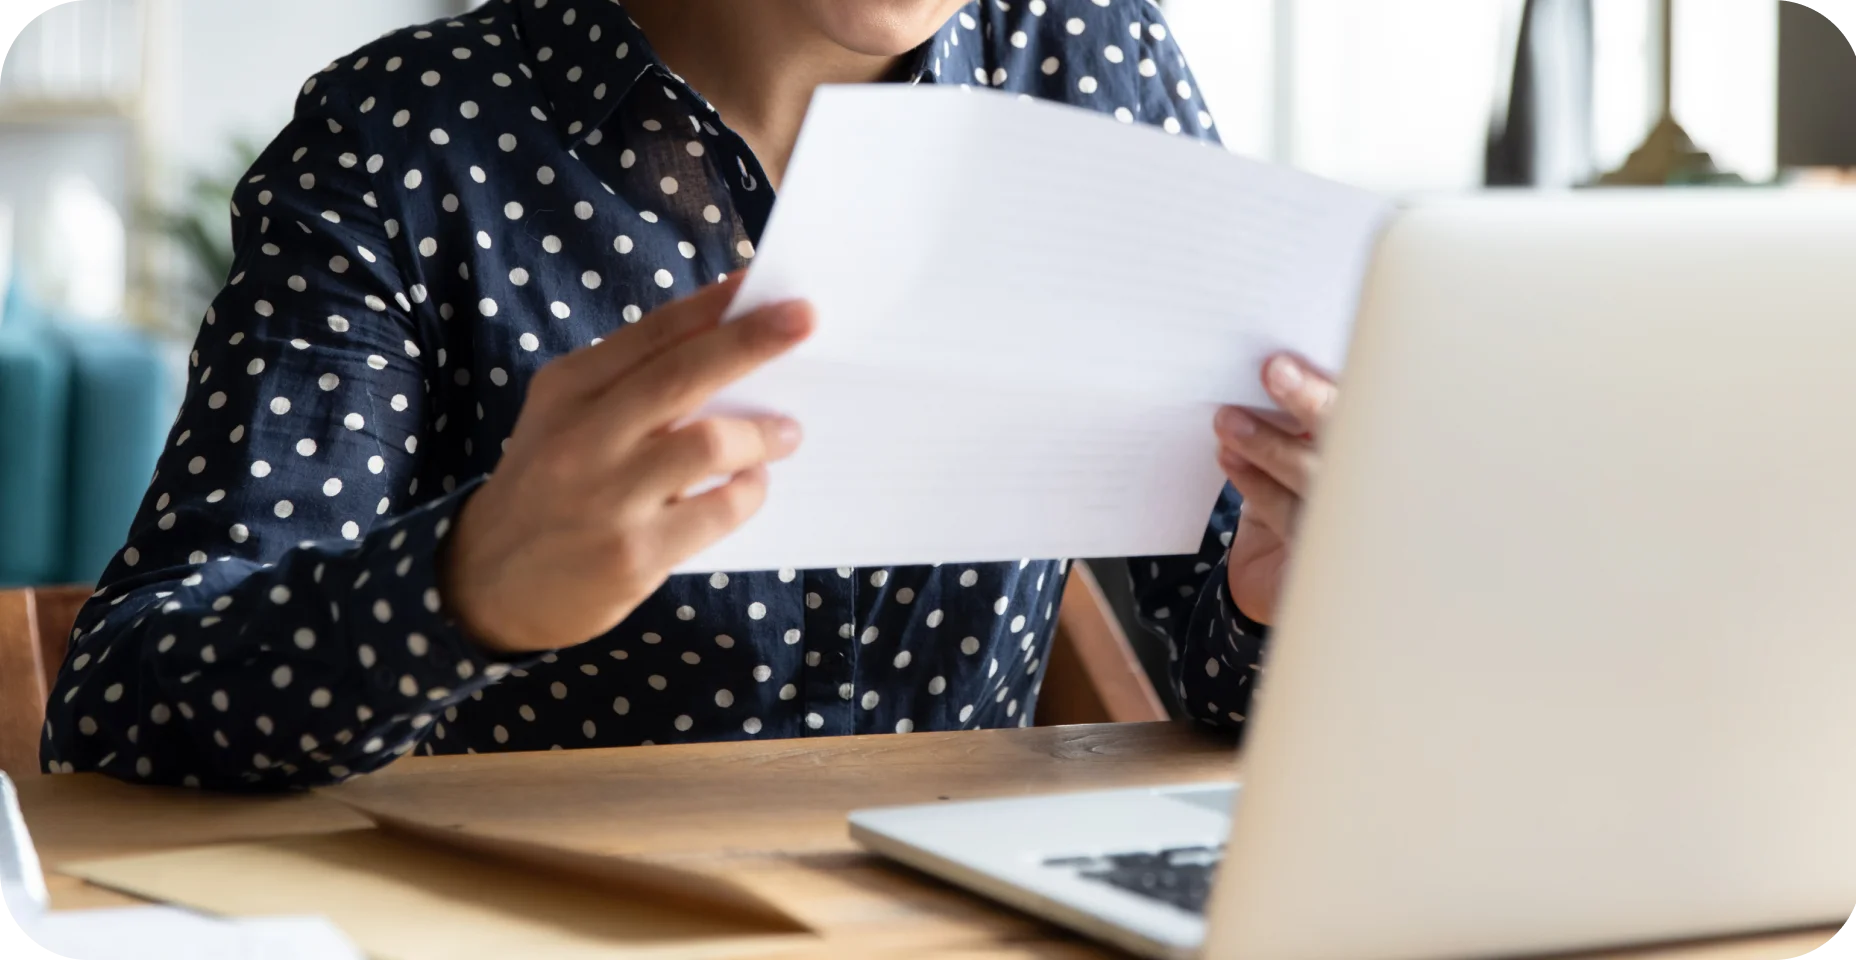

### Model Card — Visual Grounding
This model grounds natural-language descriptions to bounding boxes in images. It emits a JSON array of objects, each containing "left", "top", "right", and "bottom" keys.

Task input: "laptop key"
[{"left": 1049, "top": 846, "right": 1224, "bottom": 915}]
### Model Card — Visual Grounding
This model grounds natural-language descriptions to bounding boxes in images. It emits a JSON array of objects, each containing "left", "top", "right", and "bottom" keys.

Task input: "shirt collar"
[
  {"left": 905, "top": 4, "right": 987, "bottom": 86},
  {"left": 516, "top": 0, "right": 985, "bottom": 147},
  {"left": 514, "top": 0, "right": 666, "bottom": 148}
]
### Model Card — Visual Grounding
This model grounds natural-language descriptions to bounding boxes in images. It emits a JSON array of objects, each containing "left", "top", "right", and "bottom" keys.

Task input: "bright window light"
[{"left": 1163, "top": 0, "right": 1779, "bottom": 190}]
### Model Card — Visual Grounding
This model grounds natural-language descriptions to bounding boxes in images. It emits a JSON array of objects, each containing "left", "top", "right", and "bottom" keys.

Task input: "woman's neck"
[{"left": 622, "top": 0, "right": 910, "bottom": 188}]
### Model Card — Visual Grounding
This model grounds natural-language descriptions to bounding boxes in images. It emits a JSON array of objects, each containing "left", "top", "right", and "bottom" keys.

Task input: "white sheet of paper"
[
  {"left": 22, "top": 907, "right": 365, "bottom": 960},
  {"left": 1, "top": 774, "right": 48, "bottom": 924},
  {"left": 679, "top": 85, "right": 1390, "bottom": 574}
]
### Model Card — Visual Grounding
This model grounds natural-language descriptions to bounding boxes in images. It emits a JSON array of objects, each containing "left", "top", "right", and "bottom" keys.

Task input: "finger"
[
  {"left": 629, "top": 416, "right": 803, "bottom": 503},
  {"left": 544, "top": 273, "right": 747, "bottom": 396},
  {"left": 653, "top": 465, "right": 771, "bottom": 562},
  {"left": 1215, "top": 407, "right": 1318, "bottom": 496},
  {"left": 1219, "top": 457, "right": 1299, "bottom": 540},
  {"left": 599, "top": 299, "right": 815, "bottom": 443},
  {"left": 1263, "top": 355, "right": 1338, "bottom": 437}
]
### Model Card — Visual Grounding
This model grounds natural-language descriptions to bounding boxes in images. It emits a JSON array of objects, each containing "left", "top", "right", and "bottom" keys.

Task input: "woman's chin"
[{"left": 797, "top": 0, "right": 971, "bottom": 57}]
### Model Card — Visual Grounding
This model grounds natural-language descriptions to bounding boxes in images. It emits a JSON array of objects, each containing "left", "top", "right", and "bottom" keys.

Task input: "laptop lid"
[{"left": 1207, "top": 192, "right": 1856, "bottom": 960}]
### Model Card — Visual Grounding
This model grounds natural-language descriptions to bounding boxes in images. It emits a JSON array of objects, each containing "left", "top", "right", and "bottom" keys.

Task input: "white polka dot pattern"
[{"left": 41, "top": 0, "right": 1254, "bottom": 790}]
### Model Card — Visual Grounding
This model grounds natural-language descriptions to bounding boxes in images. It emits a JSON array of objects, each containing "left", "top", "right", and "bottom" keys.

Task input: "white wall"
[
  {"left": 1286, "top": 0, "right": 1508, "bottom": 193},
  {"left": 139, "top": 0, "right": 456, "bottom": 329},
  {"left": 1164, "top": 0, "right": 1510, "bottom": 193},
  {"left": 1163, "top": 0, "right": 1277, "bottom": 161},
  {"left": 1674, "top": 0, "right": 1778, "bottom": 182},
  {"left": 161, "top": 0, "right": 456, "bottom": 177}
]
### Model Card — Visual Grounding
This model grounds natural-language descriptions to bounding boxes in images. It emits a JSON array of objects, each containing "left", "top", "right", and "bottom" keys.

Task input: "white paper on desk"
[
  {"left": 23, "top": 907, "right": 364, "bottom": 960},
  {"left": 1, "top": 773, "right": 49, "bottom": 924},
  {"left": 680, "top": 85, "right": 1391, "bottom": 574}
]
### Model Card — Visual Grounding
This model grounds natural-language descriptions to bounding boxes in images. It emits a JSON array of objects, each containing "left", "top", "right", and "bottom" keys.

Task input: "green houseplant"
[{"left": 144, "top": 138, "right": 263, "bottom": 338}]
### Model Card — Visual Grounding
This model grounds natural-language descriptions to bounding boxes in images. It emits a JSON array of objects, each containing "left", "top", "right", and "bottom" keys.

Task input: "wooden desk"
[{"left": 14, "top": 723, "right": 1840, "bottom": 959}]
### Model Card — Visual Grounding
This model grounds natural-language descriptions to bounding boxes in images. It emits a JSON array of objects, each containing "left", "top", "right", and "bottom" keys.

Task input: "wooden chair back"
[
  {"left": 1038, "top": 562, "right": 1168, "bottom": 726},
  {"left": 0, "top": 585, "right": 89, "bottom": 778}
]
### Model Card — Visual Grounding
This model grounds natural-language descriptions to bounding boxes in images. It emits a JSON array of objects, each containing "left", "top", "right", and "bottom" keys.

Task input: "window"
[{"left": 1165, "top": 0, "right": 1779, "bottom": 191}]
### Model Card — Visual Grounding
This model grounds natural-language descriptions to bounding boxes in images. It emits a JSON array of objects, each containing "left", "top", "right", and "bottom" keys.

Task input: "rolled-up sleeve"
[{"left": 1127, "top": 484, "right": 1269, "bottom": 733}]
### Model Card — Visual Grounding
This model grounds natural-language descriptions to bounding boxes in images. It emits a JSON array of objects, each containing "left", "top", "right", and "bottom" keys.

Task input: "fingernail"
[
  {"left": 762, "top": 302, "right": 813, "bottom": 337},
  {"left": 1268, "top": 356, "right": 1304, "bottom": 394},
  {"left": 1216, "top": 407, "right": 1256, "bottom": 438},
  {"left": 768, "top": 417, "right": 804, "bottom": 456}
]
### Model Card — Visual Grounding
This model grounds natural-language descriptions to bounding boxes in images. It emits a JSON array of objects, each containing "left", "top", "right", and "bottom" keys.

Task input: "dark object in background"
[
  {"left": 1804, "top": 0, "right": 1848, "bottom": 34},
  {"left": 1778, "top": 1, "right": 1856, "bottom": 169},
  {"left": 1487, "top": 0, "right": 1595, "bottom": 187}
]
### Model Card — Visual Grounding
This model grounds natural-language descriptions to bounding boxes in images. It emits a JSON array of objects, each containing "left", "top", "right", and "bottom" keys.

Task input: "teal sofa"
[{"left": 0, "top": 285, "right": 172, "bottom": 587}]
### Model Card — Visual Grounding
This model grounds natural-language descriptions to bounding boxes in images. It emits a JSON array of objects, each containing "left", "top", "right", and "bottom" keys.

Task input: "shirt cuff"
[
  {"left": 339, "top": 476, "right": 536, "bottom": 720},
  {"left": 1215, "top": 551, "right": 1272, "bottom": 646}
]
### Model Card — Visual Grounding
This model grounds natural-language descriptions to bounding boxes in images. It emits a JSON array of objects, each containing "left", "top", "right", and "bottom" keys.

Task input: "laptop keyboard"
[{"left": 1042, "top": 845, "right": 1224, "bottom": 915}]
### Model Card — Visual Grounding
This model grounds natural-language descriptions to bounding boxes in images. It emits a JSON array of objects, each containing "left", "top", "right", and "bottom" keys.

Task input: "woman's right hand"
[{"left": 443, "top": 275, "right": 813, "bottom": 655}]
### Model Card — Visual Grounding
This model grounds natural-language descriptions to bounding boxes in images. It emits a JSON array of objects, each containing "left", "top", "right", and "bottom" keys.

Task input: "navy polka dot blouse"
[{"left": 43, "top": 0, "right": 1264, "bottom": 790}]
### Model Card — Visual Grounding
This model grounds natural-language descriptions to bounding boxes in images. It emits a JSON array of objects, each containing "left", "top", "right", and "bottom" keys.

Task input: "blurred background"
[
  {"left": 0, "top": 0, "right": 470, "bottom": 588},
  {"left": 0, "top": 1, "right": 1852, "bottom": 651}
]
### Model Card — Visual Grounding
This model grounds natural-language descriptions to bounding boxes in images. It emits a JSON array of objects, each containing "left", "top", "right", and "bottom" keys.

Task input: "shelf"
[{"left": 0, "top": 95, "right": 139, "bottom": 123}]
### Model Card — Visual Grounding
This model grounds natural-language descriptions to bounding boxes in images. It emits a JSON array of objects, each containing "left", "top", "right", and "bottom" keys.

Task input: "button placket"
[{"left": 799, "top": 569, "right": 854, "bottom": 736}]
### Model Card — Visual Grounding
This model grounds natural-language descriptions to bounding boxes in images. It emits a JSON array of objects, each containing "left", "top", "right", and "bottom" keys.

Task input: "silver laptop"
[{"left": 851, "top": 192, "right": 1856, "bottom": 960}]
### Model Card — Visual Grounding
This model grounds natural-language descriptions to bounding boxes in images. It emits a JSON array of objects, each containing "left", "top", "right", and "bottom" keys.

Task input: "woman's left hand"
[{"left": 1213, "top": 354, "right": 1338, "bottom": 626}]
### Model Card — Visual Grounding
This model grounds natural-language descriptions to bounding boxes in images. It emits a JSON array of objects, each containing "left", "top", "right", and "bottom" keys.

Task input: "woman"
[{"left": 42, "top": 0, "right": 1335, "bottom": 788}]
